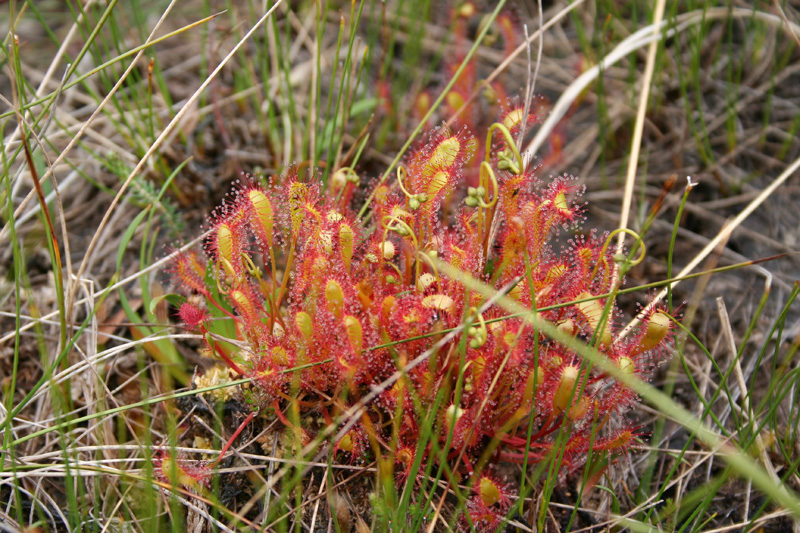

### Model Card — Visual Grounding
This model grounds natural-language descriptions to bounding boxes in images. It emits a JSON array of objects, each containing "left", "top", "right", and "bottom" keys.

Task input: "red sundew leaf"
[
  {"left": 249, "top": 342, "right": 293, "bottom": 399},
  {"left": 493, "top": 225, "right": 527, "bottom": 283},
  {"left": 567, "top": 231, "right": 613, "bottom": 289},
  {"left": 313, "top": 207, "right": 362, "bottom": 274},
  {"left": 227, "top": 283, "right": 265, "bottom": 339},
  {"left": 338, "top": 222, "right": 355, "bottom": 272},
  {"left": 368, "top": 183, "right": 400, "bottom": 221},
  {"left": 154, "top": 450, "right": 211, "bottom": 489},
  {"left": 441, "top": 232, "right": 484, "bottom": 280},
  {"left": 204, "top": 203, "right": 250, "bottom": 280},
  {"left": 627, "top": 308, "right": 675, "bottom": 363},
  {"left": 286, "top": 179, "right": 313, "bottom": 237},
  {"left": 594, "top": 426, "right": 646, "bottom": 460},
  {"left": 394, "top": 443, "right": 420, "bottom": 483},
  {"left": 163, "top": 100, "right": 684, "bottom": 494},
  {"left": 541, "top": 174, "right": 586, "bottom": 227},
  {"left": 405, "top": 126, "right": 474, "bottom": 208},
  {"left": 595, "top": 380, "right": 639, "bottom": 416},
  {"left": 177, "top": 302, "right": 209, "bottom": 330},
  {"left": 343, "top": 315, "right": 363, "bottom": 354},
  {"left": 236, "top": 179, "right": 275, "bottom": 250},
  {"left": 496, "top": 166, "right": 539, "bottom": 219},
  {"left": 382, "top": 295, "right": 436, "bottom": 352},
  {"left": 443, "top": 404, "right": 478, "bottom": 452},
  {"left": 166, "top": 249, "right": 209, "bottom": 296},
  {"left": 281, "top": 177, "right": 326, "bottom": 241},
  {"left": 291, "top": 252, "right": 329, "bottom": 301},
  {"left": 478, "top": 475, "right": 512, "bottom": 508},
  {"left": 498, "top": 97, "right": 545, "bottom": 136},
  {"left": 464, "top": 474, "right": 513, "bottom": 532}
]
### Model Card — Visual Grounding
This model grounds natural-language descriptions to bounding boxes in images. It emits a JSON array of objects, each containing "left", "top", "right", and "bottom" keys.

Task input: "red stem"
[
  {"left": 211, "top": 339, "right": 246, "bottom": 375},
  {"left": 213, "top": 410, "right": 257, "bottom": 467},
  {"left": 271, "top": 399, "right": 294, "bottom": 428}
]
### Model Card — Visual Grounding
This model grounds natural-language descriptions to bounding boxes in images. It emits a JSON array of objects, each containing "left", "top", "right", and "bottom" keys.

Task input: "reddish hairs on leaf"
[
  {"left": 154, "top": 450, "right": 211, "bottom": 489},
  {"left": 234, "top": 176, "right": 276, "bottom": 251},
  {"left": 167, "top": 249, "right": 209, "bottom": 297},
  {"left": 177, "top": 302, "right": 209, "bottom": 330},
  {"left": 464, "top": 474, "right": 513, "bottom": 532},
  {"left": 204, "top": 203, "right": 249, "bottom": 280}
]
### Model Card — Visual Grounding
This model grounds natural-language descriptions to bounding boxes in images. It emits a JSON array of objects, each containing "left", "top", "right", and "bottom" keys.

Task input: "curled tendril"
[
  {"left": 215, "top": 258, "right": 232, "bottom": 295},
  {"left": 591, "top": 228, "right": 646, "bottom": 282},
  {"left": 337, "top": 166, "right": 360, "bottom": 184},
  {"left": 416, "top": 250, "right": 441, "bottom": 282},
  {"left": 331, "top": 166, "right": 360, "bottom": 205},
  {"left": 396, "top": 165, "right": 428, "bottom": 210},
  {"left": 486, "top": 122, "right": 524, "bottom": 175},
  {"left": 464, "top": 163, "right": 499, "bottom": 210},
  {"left": 466, "top": 306, "right": 489, "bottom": 349},
  {"left": 242, "top": 253, "right": 262, "bottom": 281},
  {"left": 380, "top": 214, "right": 421, "bottom": 284},
  {"left": 384, "top": 260, "right": 403, "bottom": 282},
  {"left": 381, "top": 215, "right": 419, "bottom": 249},
  {"left": 396, "top": 166, "right": 413, "bottom": 199},
  {"left": 478, "top": 161, "right": 499, "bottom": 208}
]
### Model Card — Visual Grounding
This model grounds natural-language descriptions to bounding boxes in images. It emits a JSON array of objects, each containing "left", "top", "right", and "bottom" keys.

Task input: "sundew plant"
[{"left": 165, "top": 103, "right": 675, "bottom": 530}]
